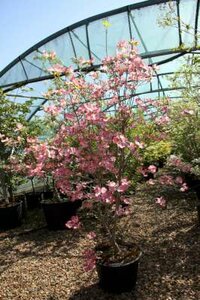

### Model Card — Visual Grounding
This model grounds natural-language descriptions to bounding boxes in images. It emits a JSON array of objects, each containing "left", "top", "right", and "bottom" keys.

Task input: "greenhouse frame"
[
  {"left": 0, "top": 0, "right": 199, "bottom": 120},
  {"left": 0, "top": 0, "right": 200, "bottom": 298}
]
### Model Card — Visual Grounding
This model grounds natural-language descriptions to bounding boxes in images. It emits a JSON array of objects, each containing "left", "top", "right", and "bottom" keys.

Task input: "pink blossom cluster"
[
  {"left": 167, "top": 155, "right": 192, "bottom": 173},
  {"left": 42, "top": 50, "right": 56, "bottom": 60},
  {"left": 82, "top": 249, "right": 97, "bottom": 271},
  {"left": 65, "top": 216, "right": 80, "bottom": 229},
  {"left": 48, "top": 64, "right": 73, "bottom": 75},
  {"left": 138, "top": 164, "right": 157, "bottom": 177},
  {"left": 155, "top": 196, "right": 166, "bottom": 208},
  {"left": 181, "top": 109, "right": 194, "bottom": 116}
]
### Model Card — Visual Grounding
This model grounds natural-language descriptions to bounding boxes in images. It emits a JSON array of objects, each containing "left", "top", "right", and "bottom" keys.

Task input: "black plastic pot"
[
  {"left": 96, "top": 249, "right": 142, "bottom": 293},
  {"left": 41, "top": 190, "right": 54, "bottom": 200},
  {"left": 25, "top": 192, "right": 42, "bottom": 209},
  {"left": 197, "top": 204, "right": 200, "bottom": 225},
  {"left": 41, "top": 200, "right": 82, "bottom": 230},
  {"left": 0, "top": 201, "right": 23, "bottom": 230},
  {"left": 184, "top": 174, "right": 200, "bottom": 189},
  {"left": 194, "top": 184, "right": 200, "bottom": 200}
]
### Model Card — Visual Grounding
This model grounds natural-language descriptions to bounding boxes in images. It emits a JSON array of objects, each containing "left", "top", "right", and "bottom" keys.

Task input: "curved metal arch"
[
  {"left": 0, "top": 0, "right": 174, "bottom": 89},
  {"left": 0, "top": 0, "right": 199, "bottom": 121}
]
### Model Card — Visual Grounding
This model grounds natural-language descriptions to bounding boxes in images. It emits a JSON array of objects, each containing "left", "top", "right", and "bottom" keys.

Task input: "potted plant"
[
  {"left": 164, "top": 98, "right": 200, "bottom": 223},
  {"left": 24, "top": 40, "right": 172, "bottom": 292},
  {"left": 21, "top": 135, "right": 82, "bottom": 230},
  {"left": 167, "top": 98, "right": 200, "bottom": 182},
  {"left": 0, "top": 90, "right": 34, "bottom": 229}
]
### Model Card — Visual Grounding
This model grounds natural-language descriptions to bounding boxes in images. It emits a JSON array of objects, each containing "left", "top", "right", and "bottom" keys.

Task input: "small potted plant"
[{"left": 21, "top": 136, "right": 82, "bottom": 230}]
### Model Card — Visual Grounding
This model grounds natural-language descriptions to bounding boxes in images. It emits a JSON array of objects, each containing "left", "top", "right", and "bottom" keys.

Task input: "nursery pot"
[
  {"left": 96, "top": 244, "right": 142, "bottom": 293},
  {"left": 41, "top": 190, "right": 54, "bottom": 201},
  {"left": 25, "top": 192, "right": 42, "bottom": 209},
  {"left": 0, "top": 201, "right": 23, "bottom": 230},
  {"left": 184, "top": 174, "right": 200, "bottom": 189},
  {"left": 41, "top": 200, "right": 82, "bottom": 230},
  {"left": 197, "top": 204, "right": 200, "bottom": 225},
  {"left": 194, "top": 183, "right": 200, "bottom": 200}
]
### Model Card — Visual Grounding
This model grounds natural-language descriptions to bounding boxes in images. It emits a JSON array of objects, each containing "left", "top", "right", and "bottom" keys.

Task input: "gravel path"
[{"left": 0, "top": 185, "right": 199, "bottom": 300}]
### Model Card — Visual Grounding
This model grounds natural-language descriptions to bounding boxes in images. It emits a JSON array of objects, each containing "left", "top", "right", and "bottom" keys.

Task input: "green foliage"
[
  {"left": 158, "top": 5, "right": 200, "bottom": 167},
  {"left": 0, "top": 90, "right": 43, "bottom": 202},
  {"left": 169, "top": 55, "right": 200, "bottom": 104},
  {"left": 190, "top": 158, "right": 200, "bottom": 178},
  {"left": 144, "top": 141, "right": 172, "bottom": 165},
  {"left": 158, "top": 1, "right": 200, "bottom": 51},
  {"left": 168, "top": 100, "right": 200, "bottom": 163},
  {"left": 102, "top": 19, "right": 111, "bottom": 29}
]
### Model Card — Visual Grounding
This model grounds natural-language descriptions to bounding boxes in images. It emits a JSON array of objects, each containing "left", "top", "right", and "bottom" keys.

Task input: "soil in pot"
[
  {"left": 41, "top": 200, "right": 82, "bottom": 230},
  {"left": 96, "top": 242, "right": 142, "bottom": 293},
  {"left": 0, "top": 201, "right": 23, "bottom": 230}
]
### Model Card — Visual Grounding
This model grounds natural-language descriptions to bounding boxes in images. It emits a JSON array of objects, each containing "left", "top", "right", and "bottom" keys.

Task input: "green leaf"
[{"left": 102, "top": 19, "right": 111, "bottom": 29}]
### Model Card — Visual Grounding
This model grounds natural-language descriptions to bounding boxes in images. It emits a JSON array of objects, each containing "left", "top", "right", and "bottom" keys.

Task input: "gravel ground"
[{"left": 0, "top": 184, "right": 199, "bottom": 300}]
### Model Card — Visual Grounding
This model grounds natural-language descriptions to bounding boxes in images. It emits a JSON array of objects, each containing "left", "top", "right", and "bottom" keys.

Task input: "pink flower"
[
  {"left": 48, "top": 64, "right": 68, "bottom": 74},
  {"left": 108, "top": 96, "right": 119, "bottom": 106},
  {"left": 175, "top": 176, "right": 184, "bottom": 185},
  {"left": 147, "top": 179, "right": 156, "bottom": 185},
  {"left": 87, "top": 232, "right": 96, "bottom": 240},
  {"left": 181, "top": 164, "right": 192, "bottom": 173},
  {"left": 42, "top": 50, "right": 56, "bottom": 60},
  {"left": 44, "top": 105, "right": 61, "bottom": 116},
  {"left": 60, "top": 98, "right": 66, "bottom": 108},
  {"left": 107, "top": 181, "right": 117, "bottom": 192},
  {"left": 155, "top": 115, "right": 170, "bottom": 125},
  {"left": 180, "top": 183, "right": 188, "bottom": 192},
  {"left": 82, "top": 201, "right": 93, "bottom": 209},
  {"left": 117, "top": 178, "right": 130, "bottom": 192},
  {"left": 64, "top": 113, "right": 75, "bottom": 121},
  {"left": 181, "top": 109, "right": 194, "bottom": 116},
  {"left": 117, "top": 40, "right": 128, "bottom": 50},
  {"left": 167, "top": 155, "right": 182, "bottom": 167},
  {"left": 159, "top": 175, "right": 174, "bottom": 185},
  {"left": 116, "top": 206, "right": 131, "bottom": 216},
  {"left": 148, "top": 165, "right": 157, "bottom": 174},
  {"left": 123, "top": 197, "right": 132, "bottom": 205},
  {"left": 65, "top": 216, "right": 80, "bottom": 229},
  {"left": 83, "top": 249, "right": 96, "bottom": 272},
  {"left": 94, "top": 186, "right": 107, "bottom": 198},
  {"left": 112, "top": 134, "right": 128, "bottom": 149},
  {"left": 135, "top": 139, "right": 145, "bottom": 149},
  {"left": 156, "top": 196, "right": 166, "bottom": 208},
  {"left": 138, "top": 166, "right": 148, "bottom": 177},
  {"left": 15, "top": 123, "right": 24, "bottom": 131}
]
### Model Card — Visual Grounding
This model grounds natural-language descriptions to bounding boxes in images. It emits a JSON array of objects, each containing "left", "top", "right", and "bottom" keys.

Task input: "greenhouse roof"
[{"left": 0, "top": 0, "right": 199, "bottom": 120}]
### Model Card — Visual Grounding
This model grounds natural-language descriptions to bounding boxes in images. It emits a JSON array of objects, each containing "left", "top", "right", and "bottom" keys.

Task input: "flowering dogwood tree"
[{"left": 21, "top": 40, "right": 171, "bottom": 267}]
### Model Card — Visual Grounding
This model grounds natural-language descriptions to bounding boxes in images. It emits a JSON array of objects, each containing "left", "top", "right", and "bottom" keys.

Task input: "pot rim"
[
  {"left": 96, "top": 243, "right": 142, "bottom": 267},
  {"left": 0, "top": 201, "right": 23, "bottom": 208}
]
